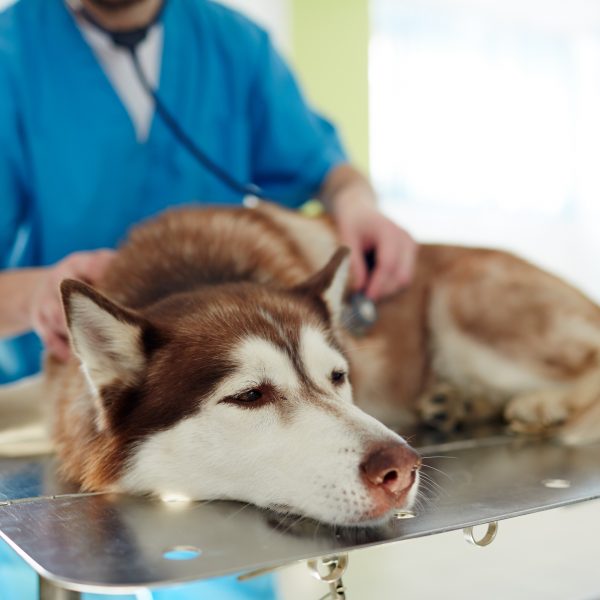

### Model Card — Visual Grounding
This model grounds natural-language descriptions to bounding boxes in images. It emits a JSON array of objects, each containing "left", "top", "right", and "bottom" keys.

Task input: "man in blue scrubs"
[{"left": 0, "top": 0, "right": 417, "bottom": 597}]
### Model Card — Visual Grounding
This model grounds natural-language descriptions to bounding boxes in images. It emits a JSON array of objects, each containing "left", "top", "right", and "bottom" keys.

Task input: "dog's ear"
[
  {"left": 60, "top": 279, "right": 150, "bottom": 396},
  {"left": 293, "top": 247, "right": 350, "bottom": 324}
]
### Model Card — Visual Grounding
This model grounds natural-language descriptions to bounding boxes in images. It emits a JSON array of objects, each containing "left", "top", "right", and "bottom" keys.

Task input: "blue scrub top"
[{"left": 0, "top": 0, "right": 347, "bottom": 382}]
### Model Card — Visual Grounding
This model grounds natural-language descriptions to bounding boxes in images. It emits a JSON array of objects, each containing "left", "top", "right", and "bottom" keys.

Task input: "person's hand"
[
  {"left": 30, "top": 250, "right": 116, "bottom": 361},
  {"left": 333, "top": 201, "right": 417, "bottom": 301},
  {"left": 320, "top": 164, "right": 417, "bottom": 301}
]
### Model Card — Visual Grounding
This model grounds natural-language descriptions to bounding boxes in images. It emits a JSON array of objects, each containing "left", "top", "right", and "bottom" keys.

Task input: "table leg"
[{"left": 39, "top": 577, "right": 82, "bottom": 600}]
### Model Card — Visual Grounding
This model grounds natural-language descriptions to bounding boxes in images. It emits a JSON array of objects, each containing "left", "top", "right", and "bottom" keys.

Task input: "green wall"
[{"left": 291, "top": 0, "right": 370, "bottom": 173}]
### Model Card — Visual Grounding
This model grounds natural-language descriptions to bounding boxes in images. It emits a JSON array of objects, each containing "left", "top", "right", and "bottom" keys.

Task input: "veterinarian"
[{"left": 0, "top": 0, "right": 416, "bottom": 598}]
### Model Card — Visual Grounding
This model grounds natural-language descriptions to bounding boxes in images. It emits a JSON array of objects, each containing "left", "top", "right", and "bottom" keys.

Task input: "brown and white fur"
[{"left": 5, "top": 202, "right": 600, "bottom": 525}]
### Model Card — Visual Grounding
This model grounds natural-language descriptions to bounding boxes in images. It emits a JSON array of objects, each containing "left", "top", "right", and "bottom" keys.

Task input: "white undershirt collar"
[{"left": 67, "top": 2, "right": 164, "bottom": 142}]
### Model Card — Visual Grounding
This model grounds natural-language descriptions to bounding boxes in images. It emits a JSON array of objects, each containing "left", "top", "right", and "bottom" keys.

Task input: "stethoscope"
[{"left": 75, "top": 0, "right": 378, "bottom": 334}]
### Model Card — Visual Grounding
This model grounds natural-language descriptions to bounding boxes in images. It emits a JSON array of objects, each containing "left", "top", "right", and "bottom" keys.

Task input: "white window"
[{"left": 370, "top": 0, "right": 600, "bottom": 299}]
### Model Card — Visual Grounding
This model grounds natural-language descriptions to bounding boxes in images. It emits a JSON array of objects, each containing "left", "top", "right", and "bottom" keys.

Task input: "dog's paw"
[
  {"left": 505, "top": 388, "right": 570, "bottom": 435},
  {"left": 418, "top": 382, "right": 500, "bottom": 432},
  {"left": 559, "top": 399, "right": 600, "bottom": 445},
  {"left": 417, "top": 383, "right": 469, "bottom": 432}
]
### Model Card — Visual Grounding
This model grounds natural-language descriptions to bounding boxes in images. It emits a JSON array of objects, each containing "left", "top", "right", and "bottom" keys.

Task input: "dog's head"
[{"left": 61, "top": 249, "right": 420, "bottom": 526}]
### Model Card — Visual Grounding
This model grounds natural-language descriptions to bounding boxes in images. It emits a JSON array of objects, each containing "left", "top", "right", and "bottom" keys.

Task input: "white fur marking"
[
  {"left": 323, "top": 255, "right": 350, "bottom": 322},
  {"left": 229, "top": 336, "right": 300, "bottom": 393},
  {"left": 300, "top": 326, "right": 350, "bottom": 399}
]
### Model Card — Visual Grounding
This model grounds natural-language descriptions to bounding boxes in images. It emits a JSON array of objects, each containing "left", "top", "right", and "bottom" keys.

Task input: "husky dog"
[{"left": 9, "top": 203, "right": 600, "bottom": 525}]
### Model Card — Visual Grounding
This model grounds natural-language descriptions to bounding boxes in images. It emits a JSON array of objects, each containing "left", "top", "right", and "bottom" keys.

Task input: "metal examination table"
[{"left": 0, "top": 429, "right": 599, "bottom": 598}]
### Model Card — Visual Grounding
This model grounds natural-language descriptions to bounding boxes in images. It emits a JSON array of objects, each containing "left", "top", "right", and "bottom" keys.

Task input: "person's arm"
[
  {"left": 0, "top": 252, "right": 115, "bottom": 361},
  {"left": 318, "top": 163, "right": 417, "bottom": 300},
  {"left": 0, "top": 269, "right": 45, "bottom": 339}
]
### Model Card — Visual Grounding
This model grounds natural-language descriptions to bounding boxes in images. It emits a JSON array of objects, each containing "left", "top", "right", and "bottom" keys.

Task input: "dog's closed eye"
[
  {"left": 221, "top": 385, "right": 272, "bottom": 408},
  {"left": 331, "top": 370, "right": 347, "bottom": 386},
  {"left": 234, "top": 389, "right": 263, "bottom": 403}
]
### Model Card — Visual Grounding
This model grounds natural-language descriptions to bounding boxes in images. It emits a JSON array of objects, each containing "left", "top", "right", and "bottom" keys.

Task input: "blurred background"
[{"left": 1, "top": 0, "right": 597, "bottom": 597}]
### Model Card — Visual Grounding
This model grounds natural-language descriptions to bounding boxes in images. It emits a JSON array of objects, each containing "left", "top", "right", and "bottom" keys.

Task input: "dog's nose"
[{"left": 360, "top": 443, "right": 421, "bottom": 495}]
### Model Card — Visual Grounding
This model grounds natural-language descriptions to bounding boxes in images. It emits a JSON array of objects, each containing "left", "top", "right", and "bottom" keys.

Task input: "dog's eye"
[
  {"left": 234, "top": 389, "right": 263, "bottom": 403},
  {"left": 331, "top": 370, "right": 346, "bottom": 385},
  {"left": 221, "top": 385, "right": 274, "bottom": 407}
]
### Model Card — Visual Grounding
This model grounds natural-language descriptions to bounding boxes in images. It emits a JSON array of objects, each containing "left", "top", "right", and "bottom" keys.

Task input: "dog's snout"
[{"left": 360, "top": 444, "right": 421, "bottom": 495}]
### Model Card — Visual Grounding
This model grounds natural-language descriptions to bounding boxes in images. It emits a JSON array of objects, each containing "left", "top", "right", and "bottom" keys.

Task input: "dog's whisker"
[
  {"left": 414, "top": 483, "right": 439, "bottom": 503},
  {"left": 413, "top": 492, "right": 434, "bottom": 510},
  {"left": 411, "top": 494, "right": 427, "bottom": 511},
  {"left": 416, "top": 489, "right": 432, "bottom": 503},
  {"left": 419, "top": 470, "right": 444, "bottom": 486},
  {"left": 312, "top": 519, "right": 322, "bottom": 541},
  {"left": 420, "top": 463, "right": 452, "bottom": 480},
  {"left": 418, "top": 474, "right": 445, "bottom": 495},
  {"left": 223, "top": 501, "right": 254, "bottom": 522},
  {"left": 420, "top": 455, "right": 458, "bottom": 460},
  {"left": 414, "top": 479, "right": 438, "bottom": 496},
  {"left": 415, "top": 490, "right": 439, "bottom": 510},
  {"left": 278, "top": 513, "right": 308, "bottom": 537},
  {"left": 194, "top": 498, "right": 220, "bottom": 508},
  {"left": 268, "top": 513, "right": 305, "bottom": 538}
]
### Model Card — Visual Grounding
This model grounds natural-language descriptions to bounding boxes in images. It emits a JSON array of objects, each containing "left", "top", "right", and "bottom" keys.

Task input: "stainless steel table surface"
[{"left": 0, "top": 431, "right": 599, "bottom": 594}]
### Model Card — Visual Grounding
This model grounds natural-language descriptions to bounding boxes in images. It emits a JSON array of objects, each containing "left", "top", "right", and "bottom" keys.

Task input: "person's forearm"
[
  {"left": 0, "top": 269, "right": 42, "bottom": 338},
  {"left": 317, "top": 162, "right": 417, "bottom": 298},
  {"left": 318, "top": 163, "right": 377, "bottom": 214}
]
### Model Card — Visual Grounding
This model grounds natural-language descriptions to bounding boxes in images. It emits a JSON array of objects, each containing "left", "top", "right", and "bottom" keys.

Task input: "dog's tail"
[{"left": 0, "top": 374, "right": 54, "bottom": 456}]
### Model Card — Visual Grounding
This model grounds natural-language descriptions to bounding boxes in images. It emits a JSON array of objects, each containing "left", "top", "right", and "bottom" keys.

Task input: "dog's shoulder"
[{"left": 99, "top": 204, "right": 330, "bottom": 308}]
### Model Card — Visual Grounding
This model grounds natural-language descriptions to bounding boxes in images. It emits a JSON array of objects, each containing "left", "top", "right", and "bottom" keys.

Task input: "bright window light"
[{"left": 370, "top": 0, "right": 600, "bottom": 219}]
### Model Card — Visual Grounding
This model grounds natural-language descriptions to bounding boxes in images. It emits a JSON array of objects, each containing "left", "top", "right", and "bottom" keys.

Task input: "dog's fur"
[{"left": 8, "top": 203, "right": 600, "bottom": 525}]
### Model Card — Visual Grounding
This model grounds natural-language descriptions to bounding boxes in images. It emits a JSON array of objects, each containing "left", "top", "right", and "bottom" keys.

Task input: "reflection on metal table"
[{"left": 0, "top": 431, "right": 599, "bottom": 594}]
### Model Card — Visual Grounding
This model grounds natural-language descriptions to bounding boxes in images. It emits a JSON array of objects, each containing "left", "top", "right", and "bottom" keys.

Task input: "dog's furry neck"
[{"left": 99, "top": 206, "right": 315, "bottom": 309}]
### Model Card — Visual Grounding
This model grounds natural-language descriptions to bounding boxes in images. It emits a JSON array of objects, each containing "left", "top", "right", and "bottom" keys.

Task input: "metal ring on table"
[
  {"left": 463, "top": 521, "right": 499, "bottom": 547},
  {"left": 307, "top": 554, "right": 349, "bottom": 583}
]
